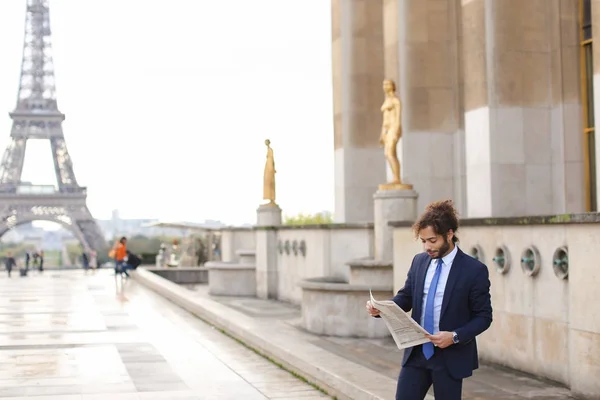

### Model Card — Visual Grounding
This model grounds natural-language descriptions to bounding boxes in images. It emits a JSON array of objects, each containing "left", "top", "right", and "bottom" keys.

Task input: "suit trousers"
[{"left": 396, "top": 345, "right": 463, "bottom": 400}]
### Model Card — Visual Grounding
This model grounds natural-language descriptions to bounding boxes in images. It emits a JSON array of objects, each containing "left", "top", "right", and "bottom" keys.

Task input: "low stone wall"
[
  {"left": 220, "top": 227, "right": 255, "bottom": 262},
  {"left": 268, "top": 224, "right": 374, "bottom": 305},
  {"left": 299, "top": 277, "right": 392, "bottom": 338},
  {"left": 390, "top": 213, "right": 600, "bottom": 398},
  {"left": 205, "top": 261, "right": 256, "bottom": 297},
  {"left": 348, "top": 258, "right": 393, "bottom": 286},
  {"left": 298, "top": 259, "right": 394, "bottom": 338},
  {"left": 144, "top": 267, "right": 208, "bottom": 285}
]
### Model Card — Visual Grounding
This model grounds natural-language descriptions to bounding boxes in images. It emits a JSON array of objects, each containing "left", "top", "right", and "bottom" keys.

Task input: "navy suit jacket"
[{"left": 392, "top": 247, "right": 493, "bottom": 380}]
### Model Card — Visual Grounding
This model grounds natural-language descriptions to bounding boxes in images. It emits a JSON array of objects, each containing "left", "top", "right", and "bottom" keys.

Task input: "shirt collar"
[{"left": 440, "top": 244, "right": 458, "bottom": 267}]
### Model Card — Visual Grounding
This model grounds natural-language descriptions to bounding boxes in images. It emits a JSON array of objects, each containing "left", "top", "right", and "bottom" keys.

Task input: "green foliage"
[
  {"left": 66, "top": 242, "right": 81, "bottom": 264},
  {"left": 284, "top": 211, "right": 333, "bottom": 226},
  {"left": 0, "top": 242, "right": 37, "bottom": 258}
]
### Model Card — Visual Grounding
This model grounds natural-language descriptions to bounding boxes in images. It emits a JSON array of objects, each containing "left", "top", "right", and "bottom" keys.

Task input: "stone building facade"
[{"left": 332, "top": 0, "right": 596, "bottom": 222}]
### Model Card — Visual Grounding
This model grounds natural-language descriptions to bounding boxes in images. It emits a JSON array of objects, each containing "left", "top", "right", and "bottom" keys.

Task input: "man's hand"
[
  {"left": 425, "top": 331, "right": 454, "bottom": 349},
  {"left": 365, "top": 301, "right": 380, "bottom": 317}
]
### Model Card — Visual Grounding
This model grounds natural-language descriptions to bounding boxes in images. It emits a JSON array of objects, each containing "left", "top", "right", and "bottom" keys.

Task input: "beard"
[{"left": 432, "top": 236, "right": 450, "bottom": 259}]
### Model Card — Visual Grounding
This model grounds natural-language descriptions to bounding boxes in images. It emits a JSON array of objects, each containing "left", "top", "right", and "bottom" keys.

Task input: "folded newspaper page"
[{"left": 370, "top": 290, "right": 431, "bottom": 350}]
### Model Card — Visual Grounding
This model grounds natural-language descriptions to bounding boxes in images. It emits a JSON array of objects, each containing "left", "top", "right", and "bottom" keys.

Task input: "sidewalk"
[
  {"left": 0, "top": 269, "right": 331, "bottom": 399},
  {"left": 133, "top": 268, "right": 576, "bottom": 400}
]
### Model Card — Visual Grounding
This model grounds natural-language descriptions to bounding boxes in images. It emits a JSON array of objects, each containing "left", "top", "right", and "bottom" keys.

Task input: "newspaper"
[{"left": 370, "top": 290, "right": 431, "bottom": 350}]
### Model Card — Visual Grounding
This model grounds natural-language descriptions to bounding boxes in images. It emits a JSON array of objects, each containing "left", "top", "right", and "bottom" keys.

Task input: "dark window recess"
[
  {"left": 589, "top": 132, "right": 597, "bottom": 211},
  {"left": 584, "top": 0, "right": 592, "bottom": 40},
  {"left": 585, "top": 44, "right": 595, "bottom": 128}
]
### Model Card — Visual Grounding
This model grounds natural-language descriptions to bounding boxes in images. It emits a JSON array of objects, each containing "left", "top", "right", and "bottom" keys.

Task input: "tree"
[{"left": 284, "top": 211, "right": 333, "bottom": 225}]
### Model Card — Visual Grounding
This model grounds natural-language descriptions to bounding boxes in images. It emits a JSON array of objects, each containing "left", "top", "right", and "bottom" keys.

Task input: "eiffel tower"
[{"left": 0, "top": 0, "right": 106, "bottom": 252}]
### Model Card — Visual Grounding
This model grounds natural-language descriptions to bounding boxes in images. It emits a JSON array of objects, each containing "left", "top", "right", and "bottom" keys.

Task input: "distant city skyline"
[
  {"left": 0, "top": 1, "right": 335, "bottom": 226},
  {"left": 24, "top": 208, "right": 219, "bottom": 238}
]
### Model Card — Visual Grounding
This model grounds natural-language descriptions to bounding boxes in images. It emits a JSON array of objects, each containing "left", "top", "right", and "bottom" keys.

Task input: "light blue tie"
[{"left": 422, "top": 258, "right": 443, "bottom": 360}]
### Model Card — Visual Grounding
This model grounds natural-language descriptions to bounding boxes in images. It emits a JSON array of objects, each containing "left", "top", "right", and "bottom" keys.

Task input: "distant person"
[
  {"left": 196, "top": 240, "right": 206, "bottom": 266},
  {"left": 82, "top": 251, "right": 90, "bottom": 271},
  {"left": 24, "top": 252, "right": 30, "bottom": 269},
  {"left": 213, "top": 241, "right": 221, "bottom": 260},
  {"left": 90, "top": 250, "right": 97, "bottom": 271},
  {"left": 4, "top": 252, "right": 16, "bottom": 277},
  {"left": 366, "top": 200, "right": 492, "bottom": 400},
  {"left": 114, "top": 237, "right": 130, "bottom": 278},
  {"left": 38, "top": 250, "right": 44, "bottom": 271},
  {"left": 158, "top": 243, "right": 167, "bottom": 267}
]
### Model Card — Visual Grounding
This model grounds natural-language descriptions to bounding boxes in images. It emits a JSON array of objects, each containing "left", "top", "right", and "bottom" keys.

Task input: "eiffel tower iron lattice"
[{"left": 0, "top": 0, "right": 106, "bottom": 252}]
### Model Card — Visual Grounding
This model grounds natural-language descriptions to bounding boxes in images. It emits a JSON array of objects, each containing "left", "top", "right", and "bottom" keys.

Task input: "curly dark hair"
[{"left": 412, "top": 199, "right": 459, "bottom": 243}]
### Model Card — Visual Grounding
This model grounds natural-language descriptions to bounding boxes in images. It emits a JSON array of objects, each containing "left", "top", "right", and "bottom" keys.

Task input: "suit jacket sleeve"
[
  {"left": 391, "top": 255, "right": 417, "bottom": 312},
  {"left": 455, "top": 266, "right": 493, "bottom": 343}
]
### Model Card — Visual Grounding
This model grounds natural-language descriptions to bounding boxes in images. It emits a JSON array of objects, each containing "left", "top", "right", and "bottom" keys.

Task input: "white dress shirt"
[{"left": 419, "top": 245, "right": 458, "bottom": 334}]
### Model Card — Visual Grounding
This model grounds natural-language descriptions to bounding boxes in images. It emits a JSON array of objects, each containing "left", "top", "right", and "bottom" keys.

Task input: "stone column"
[
  {"left": 383, "top": 0, "right": 399, "bottom": 83},
  {"left": 591, "top": 0, "right": 600, "bottom": 209},
  {"left": 331, "top": 0, "right": 386, "bottom": 223},
  {"left": 463, "top": 0, "right": 584, "bottom": 218},
  {"left": 255, "top": 204, "right": 281, "bottom": 299},
  {"left": 255, "top": 228, "right": 278, "bottom": 299},
  {"left": 393, "top": 0, "right": 465, "bottom": 215}
]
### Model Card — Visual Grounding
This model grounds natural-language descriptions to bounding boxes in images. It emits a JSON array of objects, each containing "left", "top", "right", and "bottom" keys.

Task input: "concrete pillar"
[
  {"left": 463, "top": 0, "right": 584, "bottom": 218},
  {"left": 331, "top": 0, "right": 386, "bottom": 223},
  {"left": 383, "top": 0, "right": 399, "bottom": 83},
  {"left": 395, "top": 0, "right": 466, "bottom": 216},
  {"left": 255, "top": 204, "right": 281, "bottom": 299},
  {"left": 255, "top": 229, "right": 278, "bottom": 299}
]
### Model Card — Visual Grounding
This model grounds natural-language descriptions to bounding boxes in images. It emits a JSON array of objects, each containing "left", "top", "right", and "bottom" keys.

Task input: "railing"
[
  {"left": 16, "top": 185, "right": 56, "bottom": 194},
  {"left": 0, "top": 185, "right": 88, "bottom": 195}
]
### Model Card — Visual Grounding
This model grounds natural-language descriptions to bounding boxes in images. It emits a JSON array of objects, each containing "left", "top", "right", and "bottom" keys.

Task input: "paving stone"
[{"left": 0, "top": 270, "right": 332, "bottom": 399}]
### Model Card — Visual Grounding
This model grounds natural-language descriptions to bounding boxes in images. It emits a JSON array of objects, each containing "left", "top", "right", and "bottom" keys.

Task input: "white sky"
[{"left": 0, "top": 0, "right": 334, "bottom": 225}]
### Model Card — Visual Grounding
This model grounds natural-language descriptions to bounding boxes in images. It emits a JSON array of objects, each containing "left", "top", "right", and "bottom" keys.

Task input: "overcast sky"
[{"left": 0, "top": 0, "right": 334, "bottom": 226}]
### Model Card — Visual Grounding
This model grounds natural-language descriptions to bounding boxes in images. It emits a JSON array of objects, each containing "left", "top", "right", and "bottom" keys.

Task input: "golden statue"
[
  {"left": 379, "top": 79, "right": 412, "bottom": 190},
  {"left": 263, "top": 139, "right": 277, "bottom": 205}
]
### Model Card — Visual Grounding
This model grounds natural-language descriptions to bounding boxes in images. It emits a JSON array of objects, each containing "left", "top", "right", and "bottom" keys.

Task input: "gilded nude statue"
[
  {"left": 379, "top": 79, "right": 403, "bottom": 185},
  {"left": 263, "top": 139, "right": 276, "bottom": 205}
]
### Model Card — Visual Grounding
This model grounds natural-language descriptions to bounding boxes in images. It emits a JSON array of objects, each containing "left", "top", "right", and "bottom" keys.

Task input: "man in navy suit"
[{"left": 367, "top": 200, "right": 492, "bottom": 400}]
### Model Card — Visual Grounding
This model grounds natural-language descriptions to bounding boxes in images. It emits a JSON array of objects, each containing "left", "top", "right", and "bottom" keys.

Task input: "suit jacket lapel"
[
  {"left": 440, "top": 247, "right": 463, "bottom": 318},
  {"left": 413, "top": 254, "right": 431, "bottom": 323}
]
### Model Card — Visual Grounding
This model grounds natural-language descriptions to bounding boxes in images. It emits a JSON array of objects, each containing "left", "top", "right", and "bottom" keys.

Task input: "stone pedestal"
[
  {"left": 255, "top": 229, "right": 278, "bottom": 299},
  {"left": 256, "top": 203, "right": 282, "bottom": 226},
  {"left": 373, "top": 188, "right": 418, "bottom": 262},
  {"left": 255, "top": 203, "right": 281, "bottom": 299}
]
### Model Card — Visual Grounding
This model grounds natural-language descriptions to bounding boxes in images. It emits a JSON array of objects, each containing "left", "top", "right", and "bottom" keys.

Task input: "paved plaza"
[{"left": 0, "top": 269, "right": 331, "bottom": 399}]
